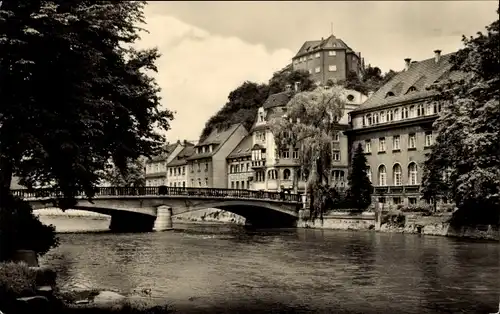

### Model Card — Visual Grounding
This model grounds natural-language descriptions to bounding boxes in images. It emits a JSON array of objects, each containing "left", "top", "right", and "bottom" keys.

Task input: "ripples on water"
[{"left": 40, "top": 217, "right": 499, "bottom": 314}]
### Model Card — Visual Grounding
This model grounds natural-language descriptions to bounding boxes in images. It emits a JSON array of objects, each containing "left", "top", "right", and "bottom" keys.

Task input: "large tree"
[
  {"left": 346, "top": 143, "right": 372, "bottom": 211},
  {"left": 421, "top": 6, "right": 499, "bottom": 224},
  {"left": 270, "top": 86, "right": 346, "bottom": 219},
  {"left": 0, "top": 1, "right": 172, "bottom": 258},
  {"left": 101, "top": 158, "right": 146, "bottom": 188}
]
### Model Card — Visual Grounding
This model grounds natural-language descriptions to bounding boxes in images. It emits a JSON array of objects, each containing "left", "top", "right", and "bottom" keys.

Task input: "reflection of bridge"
[{"left": 13, "top": 187, "right": 305, "bottom": 232}]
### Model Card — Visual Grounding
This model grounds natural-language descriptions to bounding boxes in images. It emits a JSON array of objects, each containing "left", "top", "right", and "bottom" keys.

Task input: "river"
[{"left": 39, "top": 216, "right": 499, "bottom": 314}]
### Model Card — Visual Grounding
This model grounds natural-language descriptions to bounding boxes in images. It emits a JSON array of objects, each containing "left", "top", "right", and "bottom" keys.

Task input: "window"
[
  {"left": 205, "top": 162, "right": 209, "bottom": 171},
  {"left": 241, "top": 181, "right": 245, "bottom": 189},
  {"left": 293, "top": 149, "right": 299, "bottom": 159},
  {"left": 230, "top": 165, "right": 234, "bottom": 173},
  {"left": 205, "top": 178, "right": 209, "bottom": 187},
  {"left": 366, "top": 114, "right": 372, "bottom": 126},
  {"left": 394, "top": 108, "right": 400, "bottom": 120},
  {"left": 247, "top": 163, "right": 250, "bottom": 171},
  {"left": 380, "top": 111, "right": 386, "bottom": 123},
  {"left": 387, "top": 110, "right": 393, "bottom": 122},
  {"left": 373, "top": 113, "right": 379, "bottom": 124},
  {"left": 282, "top": 150, "right": 290, "bottom": 159},
  {"left": 314, "top": 52, "right": 320, "bottom": 58},
  {"left": 393, "top": 135, "right": 400, "bottom": 150},
  {"left": 173, "top": 182, "right": 176, "bottom": 188},
  {"left": 231, "top": 181, "right": 235, "bottom": 189},
  {"left": 393, "top": 197, "right": 402, "bottom": 205},
  {"left": 169, "top": 168, "right": 172, "bottom": 176},
  {"left": 328, "top": 50, "right": 336, "bottom": 56},
  {"left": 409, "top": 105, "right": 415, "bottom": 118},
  {"left": 378, "top": 165, "right": 387, "bottom": 186},
  {"left": 408, "top": 163, "right": 418, "bottom": 185},
  {"left": 408, "top": 134, "right": 416, "bottom": 149},
  {"left": 315, "top": 67, "right": 321, "bottom": 73},
  {"left": 182, "top": 181, "right": 185, "bottom": 188},
  {"left": 378, "top": 137, "right": 386, "bottom": 152},
  {"left": 333, "top": 132, "right": 340, "bottom": 142},
  {"left": 198, "top": 179, "right": 202, "bottom": 187},
  {"left": 333, "top": 152, "right": 340, "bottom": 161},
  {"left": 367, "top": 166, "right": 372, "bottom": 183},
  {"left": 191, "top": 179, "right": 194, "bottom": 186},
  {"left": 393, "top": 164, "right": 402, "bottom": 186},
  {"left": 332, "top": 170, "right": 345, "bottom": 182},
  {"left": 417, "top": 104, "right": 424, "bottom": 116},
  {"left": 425, "top": 132, "right": 433, "bottom": 147},
  {"left": 268, "top": 169, "right": 277, "bottom": 180},
  {"left": 283, "top": 169, "right": 291, "bottom": 180},
  {"left": 235, "top": 181, "right": 239, "bottom": 189},
  {"left": 425, "top": 104, "right": 432, "bottom": 115},
  {"left": 364, "top": 140, "right": 371, "bottom": 153},
  {"left": 347, "top": 94, "right": 355, "bottom": 102},
  {"left": 408, "top": 197, "right": 418, "bottom": 205},
  {"left": 328, "top": 65, "right": 337, "bottom": 72},
  {"left": 402, "top": 107, "right": 409, "bottom": 119}
]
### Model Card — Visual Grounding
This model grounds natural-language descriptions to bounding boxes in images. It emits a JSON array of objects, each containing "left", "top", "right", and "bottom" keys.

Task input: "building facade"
[
  {"left": 292, "top": 34, "right": 364, "bottom": 86},
  {"left": 248, "top": 86, "right": 367, "bottom": 192},
  {"left": 186, "top": 123, "right": 248, "bottom": 188},
  {"left": 346, "top": 50, "right": 463, "bottom": 208},
  {"left": 166, "top": 144, "right": 195, "bottom": 188},
  {"left": 226, "top": 135, "right": 252, "bottom": 189},
  {"left": 145, "top": 141, "right": 188, "bottom": 186}
]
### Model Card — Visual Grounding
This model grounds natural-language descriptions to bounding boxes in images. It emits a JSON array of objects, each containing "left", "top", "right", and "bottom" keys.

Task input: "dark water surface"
[{"left": 40, "top": 218, "right": 499, "bottom": 314}]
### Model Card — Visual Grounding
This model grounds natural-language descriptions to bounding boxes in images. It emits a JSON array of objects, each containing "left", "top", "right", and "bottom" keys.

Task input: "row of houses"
[{"left": 146, "top": 48, "right": 460, "bottom": 210}]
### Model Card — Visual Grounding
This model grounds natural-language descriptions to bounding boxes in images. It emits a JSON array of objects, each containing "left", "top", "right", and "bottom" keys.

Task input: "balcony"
[
  {"left": 373, "top": 185, "right": 420, "bottom": 195},
  {"left": 251, "top": 160, "right": 266, "bottom": 168}
]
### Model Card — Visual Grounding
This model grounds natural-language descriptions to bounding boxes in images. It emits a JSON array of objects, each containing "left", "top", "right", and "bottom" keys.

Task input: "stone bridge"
[{"left": 13, "top": 187, "right": 306, "bottom": 232}]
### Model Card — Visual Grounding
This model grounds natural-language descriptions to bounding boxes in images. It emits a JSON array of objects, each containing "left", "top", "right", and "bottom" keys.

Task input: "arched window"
[
  {"left": 408, "top": 163, "right": 418, "bottom": 185},
  {"left": 283, "top": 169, "right": 291, "bottom": 180},
  {"left": 378, "top": 165, "right": 387, "bottom": 186},
  {"left": 409, "top": 105, "right": 415, "bottom": 118},
  {"left": 393, "top": 108, "right": 400, "bottom": 120},
  {"left": 393, "top": 164, "right": 402, "bottom": 186},
  {"left": 267, "top": 169, "right": 277, "bottom": 180},
  {"left": 366, "top": 114, "right": 372, "bottom": 125},
  {"left": 373, "top": 113, "right": 379, "bottom": 124},
  {"left": 367, "top": 166, "right": 372, "bottom": 183}
]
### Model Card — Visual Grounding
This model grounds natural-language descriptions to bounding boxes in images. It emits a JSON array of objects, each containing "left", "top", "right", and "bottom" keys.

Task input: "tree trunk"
[{"left": 0, "top": 156, "right": 13, "bottom": 204}]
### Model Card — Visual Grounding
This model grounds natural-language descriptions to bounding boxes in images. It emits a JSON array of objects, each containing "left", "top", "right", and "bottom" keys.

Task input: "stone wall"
[
  {"left": 297, "top": 210, "right": 376, "bottom": 230},
  {"left": 379, "top": 211, "right": 499, "bottom": 241}
]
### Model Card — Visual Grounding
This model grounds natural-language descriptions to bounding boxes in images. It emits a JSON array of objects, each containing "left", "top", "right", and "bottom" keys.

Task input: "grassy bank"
[{"left": 0, "top": 262, "right": 174, "bottom": 314}]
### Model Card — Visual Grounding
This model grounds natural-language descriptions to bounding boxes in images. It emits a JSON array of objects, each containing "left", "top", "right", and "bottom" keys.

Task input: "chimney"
[
  {"left": 177, "top": 140, "right": 181, "bottom": 144},
  {"left": 434, "top": 49, "right": 441, "bottom": 63},
  {"left": 404, "top": 58, "right": 411, "bottom": 71},
  {"left": 294, "top": 81, "right": 300, "bottom": 92}
]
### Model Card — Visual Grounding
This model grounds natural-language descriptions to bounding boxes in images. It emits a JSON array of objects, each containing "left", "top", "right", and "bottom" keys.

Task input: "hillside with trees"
[{"left": 201, "top": 64, "right": 396, "bottom": 140}]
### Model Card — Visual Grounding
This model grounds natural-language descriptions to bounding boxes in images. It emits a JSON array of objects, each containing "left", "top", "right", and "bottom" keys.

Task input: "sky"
[{"left": 135, "top": 1, "right": 498, "bottom": 143}]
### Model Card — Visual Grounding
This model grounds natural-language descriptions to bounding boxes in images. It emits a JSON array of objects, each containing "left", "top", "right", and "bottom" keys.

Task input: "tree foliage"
[
  {"left": 421, "top": 6, "right": 499, "bottom": 225},
  {"left": 347, "top": 143, "right": 372, "bottom": 210},
  {"left": 0, "top": 1, "right": 172, "bottom": 259},
  {"left": 0, "top": 0, "right": 172, "bottom": 202},
  {"left": 340, "top": 66, "right": 398, "bottom": 95},
  {"left": 199, "top": 70, "right": 316, "bottom": 141},
  {"left": 270, "top": 86, "right": 346, "bottom": 219},
  {"left": 101, "top": 158, "right": 146, "bottom": 187}
]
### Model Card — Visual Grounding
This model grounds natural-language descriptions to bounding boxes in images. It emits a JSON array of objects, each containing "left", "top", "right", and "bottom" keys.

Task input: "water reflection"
[{"left": 41, "top": 222, "right": 499, "bottom": 314}]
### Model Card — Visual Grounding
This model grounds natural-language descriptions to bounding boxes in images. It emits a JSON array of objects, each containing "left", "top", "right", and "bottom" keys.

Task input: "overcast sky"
[{"left": 135, "top": 1, "right": 498, "bottom": 142}]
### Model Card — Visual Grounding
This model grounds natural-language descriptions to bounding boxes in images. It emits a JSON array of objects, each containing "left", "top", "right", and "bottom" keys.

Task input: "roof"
[
  {"left": 148, "top": 142, "right": 180, "bottom": 162},
  {"left": 262, "top": 91, "right": 293, "bottom": 109},
  {"left": 227, "top": 135, "right": 252, "bottom": 159},
  {"left": 187, "top": 123, "right": 243, "bottom": 161},
  {"left": 351, "top": 53, "right": 466, "bottom": 113},
  {"left": 293, "top": 35, "right": 356, "bottom": 59},
  {"left": 167, "top": 145, "right": 195, "bottom": 167},
  {"left": 251, "top": 106, "right": 287, "bottom": 132}
]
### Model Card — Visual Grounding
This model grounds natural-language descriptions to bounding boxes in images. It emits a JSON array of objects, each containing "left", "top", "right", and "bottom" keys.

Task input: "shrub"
[
  {"left": 0, "top": 262, "right": 38, "bottom": 300},
  {"left": 400, "top": 205, "right": 433, "bottom": 214},
  {"left": 0, "top": 194, "right": 59, "bottom": 261}
]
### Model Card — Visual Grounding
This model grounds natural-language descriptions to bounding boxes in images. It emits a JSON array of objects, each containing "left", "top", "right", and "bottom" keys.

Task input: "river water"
[{"left": 39, "top": 217, "right": 499, "bottom": 314}]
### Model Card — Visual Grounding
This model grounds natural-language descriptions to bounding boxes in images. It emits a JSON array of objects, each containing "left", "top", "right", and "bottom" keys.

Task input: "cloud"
[{"left": 135, "top": 14, "right": 294, "bottom": 143}]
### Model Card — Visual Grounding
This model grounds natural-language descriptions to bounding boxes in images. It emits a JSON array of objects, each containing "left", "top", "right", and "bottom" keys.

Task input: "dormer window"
[
  {"left": 347, "top": 94, "right": 355, "bottom": 102},
  {"left": 407, "top": 86, "right": 418, "bottom": 93},
  {"left": 386, "top": 92, "right": 395, "bottom": 97}
]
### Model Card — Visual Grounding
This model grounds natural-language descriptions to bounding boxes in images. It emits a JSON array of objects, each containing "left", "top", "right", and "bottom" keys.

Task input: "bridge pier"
[{"left": 153, "top": 206, "right": 173, "bottom": 231}]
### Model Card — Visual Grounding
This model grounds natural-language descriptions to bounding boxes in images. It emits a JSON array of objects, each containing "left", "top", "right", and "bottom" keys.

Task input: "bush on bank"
[{"left": 0, "top": 194, "right": 59, "bottom": 261}]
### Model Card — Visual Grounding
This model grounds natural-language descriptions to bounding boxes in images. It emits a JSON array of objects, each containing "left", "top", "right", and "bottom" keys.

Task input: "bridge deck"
[{"left": 12, "top": 186, "right": 302, "bottom": 203}]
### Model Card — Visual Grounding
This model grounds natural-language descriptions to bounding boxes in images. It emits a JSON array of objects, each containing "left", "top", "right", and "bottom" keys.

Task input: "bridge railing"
[{"left": 12, "top": 186, "right": 302, "bottom": 203}]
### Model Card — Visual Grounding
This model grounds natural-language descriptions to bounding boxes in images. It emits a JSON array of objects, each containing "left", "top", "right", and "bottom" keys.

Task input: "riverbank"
[
  {"left": 0, "top": 262, "right": 173, "bottom": 313},
  {"left": 297, "top": 210, "right": 499, "bottom": 241}
]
